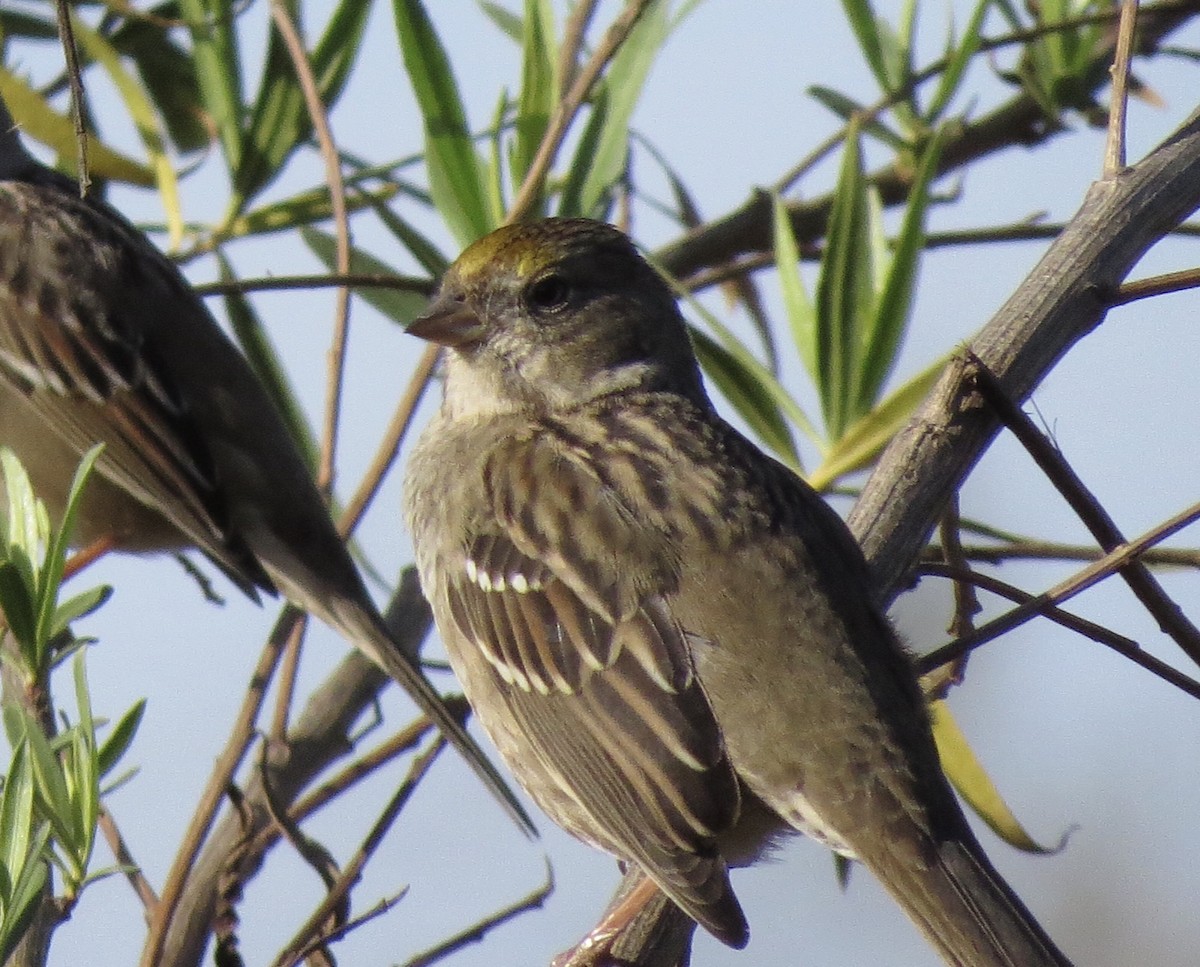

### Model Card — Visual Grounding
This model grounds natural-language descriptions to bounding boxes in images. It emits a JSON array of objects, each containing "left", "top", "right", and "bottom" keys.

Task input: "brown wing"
[
  {"left": 0, "top": 176, "right": 269, "bottom": 594},
  {"left": 442, "top": 434, "right": 747, "bottom": 946}
]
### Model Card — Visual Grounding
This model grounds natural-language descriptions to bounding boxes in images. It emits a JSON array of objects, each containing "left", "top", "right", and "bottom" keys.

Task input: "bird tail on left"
[{"left": 324, "top": 592, "right": 537, "bottom": 837}]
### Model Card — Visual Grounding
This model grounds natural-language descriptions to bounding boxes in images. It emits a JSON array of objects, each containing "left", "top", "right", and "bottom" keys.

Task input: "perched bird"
[
  {"left": 0, "top": 99, "right": 532, "bottom": 834},
  {"left": 404, "top": 218, "right": 1071, "bottom": 965}
]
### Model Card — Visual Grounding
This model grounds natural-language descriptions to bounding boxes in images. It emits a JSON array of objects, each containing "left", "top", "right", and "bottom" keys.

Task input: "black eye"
[{"left": 526, "top": 273, "right": 571, "bottom": 313}]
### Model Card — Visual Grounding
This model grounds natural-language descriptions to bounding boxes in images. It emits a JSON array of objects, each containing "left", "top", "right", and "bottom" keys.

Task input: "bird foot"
[
  {"left": 550, "top": 925, "right": 620, "bottom": 967},
  {"left": 550, "top": 875, "right": 661, "bottom": 967}
]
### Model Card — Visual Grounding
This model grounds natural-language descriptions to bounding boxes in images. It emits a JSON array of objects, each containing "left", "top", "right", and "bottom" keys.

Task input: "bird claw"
[{"left": 550, "top": 925, "right": 621, "bottom": 967}]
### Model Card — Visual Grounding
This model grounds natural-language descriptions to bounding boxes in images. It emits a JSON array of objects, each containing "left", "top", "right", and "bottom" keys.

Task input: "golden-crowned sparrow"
[
  {"left": 403, "top": 218, "right": 1070, "bottom": 965},
  {"left": 0, "top": 99, "right": 531, "bottom": 834}
]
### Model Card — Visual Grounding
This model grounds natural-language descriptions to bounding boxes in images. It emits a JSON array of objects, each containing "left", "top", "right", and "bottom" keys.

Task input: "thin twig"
[
  {"left": 927, "top": 498, "right": 975, "bottom": 697},
  {"left": 194, "top": 272, "right": 434, "bottom": 299},
  {"left": 269, "top": 621, "right": 306, "bottom": 741},
  {"left": 250, "top": 714, "right": 438, "bottom": 856},
  {"left": 54, "top": 0, "right": 89, "bottom": 196},
  {"left": 271, "top": 737, "right": 447, "bottom": 967},
  {"left": 916, "top": 498, "right": 1200, "bottom": 674},
  {"left": 1105, "top": 0, "right": 1140, "bottom": 176},
  {"left": 508, "top": 0, "right": 655, "bottom": 222},
  {"left": 1114, "top": 265, "right": 1200, "bottom": 304},
  {"left": 920, "top": 562, "right": 1200, "bottom": 701},
  {"left": 922, "top": 540, "right": 1200, "bottom": 568},
  {"left": 98, "top": 807, "right": 160, "bottom": 913},
  {"left": 556, "top": 0, "right": 599, "bottom": 96},
  {"left": 139, "top": 611, "right": 300, "bottom": 967},
  {"left": 401, "top": 861, "right": 555, "bottom": 967},
  {"left": 968, "top": 352, "right": 1200, "bottom": 666},
  {"left": 267, "top": 0, "right": 353, "bottom": 500}
]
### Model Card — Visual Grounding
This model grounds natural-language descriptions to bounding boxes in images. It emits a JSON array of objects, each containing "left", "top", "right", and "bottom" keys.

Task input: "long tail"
[
  {"left": 871, "top": 833, "right": 1071, "bottom": 967},
  {"left": 328, "top": 588, "right": 537, "bottom": 837}
]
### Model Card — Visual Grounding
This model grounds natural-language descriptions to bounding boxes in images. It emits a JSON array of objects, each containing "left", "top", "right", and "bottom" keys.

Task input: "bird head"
[{"left": 408, "top": 218, "right": 706, "bottom": 419}]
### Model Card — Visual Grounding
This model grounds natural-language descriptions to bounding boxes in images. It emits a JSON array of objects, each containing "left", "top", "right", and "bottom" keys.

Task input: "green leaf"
[
  {"left": 815, "top": 125, "right": 872, "bottom": 439},
  {"left": 395, "top": 0, "right": 493, "bottom": 244},
  {"left": 772, "top": 196, "right": 818, "bottom": 382},
  {"left": 931, "top": 700, "right": 1057, "bottom": 853},
  {"left": 229, "top": 182, "right": 400, "bottom": 241},
  {"left": 177, "top": 0, "right": 245, "bottom": 175},
  {"left": 68, "top": 655, "right": 100, "bottom": 875},
  {"left": 690, "top": 328, "right": 800, "bottom": 468},
  {"left": 97, "top": 700, "right": 146, "bottom": 780},
  {"left": 855, "top": 127, "right": 947, "bottom": 414},
  {"left": 840, "top": 0, "right": 888, "bottom": 91},
  {"left": 109, "top": 14, "right": 210, "bottom": 154},
  {"left": 925, "top": 0, "right": 989, "bottom": 123},
  {"left": 808, "top": 354, "right": 944, "bottom": 490},
  {"left": 37, "top": 447, "right": 103, "bottom": 654},
  {"left": 236, "top": 0, "right": 376, "bottom": 204},
  {"left": 50, "top": 587, "right": 112, "bottom": 641},
  {"left": 0, "top": 742, "right": 48, "bottom": 966},
  {"left": 301, "top": 227, "right": 432, "bottom": 325},
  {"left": 477, "top": 1, "right": 523, "bottom": 42},
  {"left": 10, "top": 710, "right": 76, "bottom": 858},
  {"left": 559, "top": 0, "right": 669, "bottom": 217},
  {"left": 0, "top": 69, "right": 154, "bottom": 186},
  {"left": 806, "top": 86, "right": 909, "bottom": 153},
  {"left": 0, "top": 742, "right": 35, "bottom": 879},
  {"left": 511, "top": 0, "right": 557, "bottom": 194}
]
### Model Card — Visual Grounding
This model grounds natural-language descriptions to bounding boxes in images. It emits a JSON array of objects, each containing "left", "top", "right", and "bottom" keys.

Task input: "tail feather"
[
  {"left": 870, "top": 834, "right": 1071, "bottom": 967},
  {"left": 326, "top": 589, "right": 538, "bottom": 837}
]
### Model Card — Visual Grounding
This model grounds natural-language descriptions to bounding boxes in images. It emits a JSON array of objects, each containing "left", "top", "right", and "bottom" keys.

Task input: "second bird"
[
  {"left": 403, "top": 217, "right": 1071, "bottom": 966},
  {"left": 0, "top": 100, "right": 530, "bottom": 834}
]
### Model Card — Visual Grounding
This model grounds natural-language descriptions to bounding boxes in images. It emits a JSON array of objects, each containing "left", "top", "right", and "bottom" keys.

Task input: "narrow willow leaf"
[
  {"left": 486, "top": 88, "right": 510, "bottom": 225},
  {"left": 395, "top": 0, "right": 493, "bottom": 244},
  {"left": 97, "top": 700, "right": 146, "bottom": 780},
  {"left": 930, "top": 701, "right": 1057, "bottom": 853},
  {"left": 840, "top": 0, "right": 888, "bottom": 91},
  {"left": 560, "top": 0, "right": 669, "bottom": 217},
  {"left": 109, "top": 16, "right": 209, "bottom": 154},
  {"left": 236, "top": 0, "right": 375, "bottom": 204},
  {"left": 70, "top": 656, "right": 99, "bottom": 872},
  {"left": 0, "top": 743, "right": 34, "bottom": 873},
  {"left": 511, "top": 0, "right": 557, "bottom": 191},
  {"left": 807, "top": 354, "right": 944, "bottom": 490},
  {"left": 215, "top": 254, "right": 318, "bottom": 473},
  {"left": 478, "top": 1, "right": 523, "bottom": 42},
  {"left": 369, "top": 199, "right": 450, "bottom": 277},
  {"left": 925, "top": 0, "right": 989, "bottom": 123},
  {"left": 15, "top": 714, "right": 76, "bottom": 856},
  {"left": 229, "top": 183, "right": 399, "bottom": 241},
  {"left": 177, "top": 0, "right": 245, "bottom": 175},
  {"left": 0, "top": 743, "right": 46, "bottom": 966},
  {"left": 301, "top": 226, "right": 432, "bottom": 324},
  {"left": 772, "top": 196, "right": 818, "bottom": 382},
  {"left": 37, "top": 446, "right": 103, "bottom": 653},
  {"left": 691, "top": 328, "right": 800, "bottom": 468},
  {"left": 807, "top": 86, "right": 909, "bottom": 152},
  {"left": 856, "top": 127, "right": 948, "bottom": 414},
  {"left": 815, "top": 125, "right": 871, "bottom": 440},
  {"left": 50, "top": 587, "right": 112, "bottom": 642},
  {"left": 0, "top": 69, "right": 154, "bottom": 184}
]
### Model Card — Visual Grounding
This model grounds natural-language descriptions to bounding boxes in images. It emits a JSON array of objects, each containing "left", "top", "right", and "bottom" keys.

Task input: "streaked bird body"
[
  {"left": 404, "top": 218, "right": 1070, "bottom": 964},
  {"left": 0, "top": 102, "right": 530, "bottom": 833}
]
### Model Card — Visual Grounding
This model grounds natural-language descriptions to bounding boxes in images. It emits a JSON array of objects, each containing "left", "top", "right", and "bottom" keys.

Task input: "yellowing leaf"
[{"left": 930, "top": 700, "right": 1056, "bottom": 854}]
